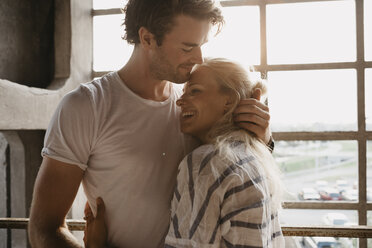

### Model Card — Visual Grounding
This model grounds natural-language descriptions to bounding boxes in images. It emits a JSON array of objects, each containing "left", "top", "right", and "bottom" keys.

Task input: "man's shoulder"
[
  {"left": 68, "top": 71, "right": 122, "bottom": 108},
  {"left": 80, "top": 71, "right": 118, "bottom": 96}
]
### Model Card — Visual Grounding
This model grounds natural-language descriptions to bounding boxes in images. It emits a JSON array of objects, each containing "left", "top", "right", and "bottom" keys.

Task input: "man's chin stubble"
[{"left": 173, "top": 72, "right": 191, "bottom": 84}]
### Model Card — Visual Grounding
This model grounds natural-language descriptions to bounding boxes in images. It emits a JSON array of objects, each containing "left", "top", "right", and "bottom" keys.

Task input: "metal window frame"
[
  {"left": 92, "top": 0, "right": 372, "bottom": 245},
  {"left": 4, "top": 217, "right": 372, "bottom": 238}
]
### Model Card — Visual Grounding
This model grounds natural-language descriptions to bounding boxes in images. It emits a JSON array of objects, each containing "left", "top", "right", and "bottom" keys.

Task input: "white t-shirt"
[{"left": 42, "top": 72, "right": 197, "bottom": 248}]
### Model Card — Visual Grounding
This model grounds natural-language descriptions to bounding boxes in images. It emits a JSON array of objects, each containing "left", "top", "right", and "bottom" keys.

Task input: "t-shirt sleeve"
[{"left": 41, "top": 85, "right": 96, "bottom": 170}]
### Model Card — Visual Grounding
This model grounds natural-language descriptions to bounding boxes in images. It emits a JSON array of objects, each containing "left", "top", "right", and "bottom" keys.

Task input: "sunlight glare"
[
  {"left": 366, "top": 69, "right": 372, "bottom": 130},
  {"left": 93, "top": 14, "right": 133, "bottom": 71},
  {"left": 202, "top": 6, "right": 260, "bottom": 68},
  {"left": 268, "top": 69, "right": 357, "bottom": 131},
  {"left": 267, "top": 1, "right": 356, "bottom": 64},
  {"left": 366, "top": 0, "right": 372, "bottom": 61}
]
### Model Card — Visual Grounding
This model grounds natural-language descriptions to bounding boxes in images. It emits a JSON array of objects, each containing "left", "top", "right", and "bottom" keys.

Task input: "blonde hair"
[{"left": 194, "top": 58, "right": 282, "bottom": 232}]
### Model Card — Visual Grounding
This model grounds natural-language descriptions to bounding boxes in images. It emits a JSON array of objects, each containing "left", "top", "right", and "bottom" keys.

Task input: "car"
[
  {"left": 319, "top": 187, "right": 342, "bottom": 201},
  {"left": 335, "top": 179, "right": 350, "bottom": 193},
  {"left": 340, "top": 189, "right": 358, "bottom": 201},
  {"left": 313, "top": 237, "right": 341, "bottom": 248},
  {"left": 298, "top": 187, "right": 321, "bottom": 200},
  {"left": 322, "top": 213, "right": 349, "bottom": 226},
  {"left": 301, "top": 236, "right": 341, "bottom": 248}
]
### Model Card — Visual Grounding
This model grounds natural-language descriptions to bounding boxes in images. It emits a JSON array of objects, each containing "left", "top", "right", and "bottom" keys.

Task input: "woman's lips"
[
  {"left": 180, "top": 109, "right": 197, "bottom": 121},
  {"left": 182, "top": 111, "right": 195, "bottom": 118}
]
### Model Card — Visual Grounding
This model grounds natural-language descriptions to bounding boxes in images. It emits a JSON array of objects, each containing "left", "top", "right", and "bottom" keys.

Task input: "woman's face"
[{"left": 176, "top": 66, "right": 231, "bottom": 143}]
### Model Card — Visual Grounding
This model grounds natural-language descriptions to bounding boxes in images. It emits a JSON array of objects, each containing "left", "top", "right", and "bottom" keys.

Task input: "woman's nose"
[{"left": 176, "top": 98, "right": 184, "bottom": 106}]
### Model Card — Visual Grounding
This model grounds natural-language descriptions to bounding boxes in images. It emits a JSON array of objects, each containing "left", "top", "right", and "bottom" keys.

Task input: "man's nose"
[{"left": 191, "top": 47, "right": 203, "bottom": 65}]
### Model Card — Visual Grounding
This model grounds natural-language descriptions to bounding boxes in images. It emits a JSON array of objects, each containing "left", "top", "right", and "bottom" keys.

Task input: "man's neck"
[{"left": 117, "top": 49, "right": 171, "bottom": 102}]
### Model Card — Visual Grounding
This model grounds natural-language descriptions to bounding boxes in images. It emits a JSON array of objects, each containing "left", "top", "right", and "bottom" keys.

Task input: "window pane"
[
  {"left": 368, "top": 211, "right": 372, "bottom": 226},
  {"left": 93, "top": 15, "right": 133, "bottom": 71},
  {"left": 366, "top": 0, "right": 372, "bottom": 61},
  {"left": 274, "top": 141, "right": 358, "bottom": 202},
  {"left": 368, "top": 211, "right": 372, "bottom": 248},
  {"left": 282, "top": 209, "right": 358, "bottom": 247},
  {"left": 281, "top": 209, "right": 357, "bottom": 226},
  {"left": 268, "top": 70, "right": 357, "bottom": 132},
  {"left": 203, "top": 6, "right": 260, "bottom": 67},
  {"left": 368, "top": 141, "right": 372, "bottom": 202},
  {"left": 267, "top": 1, "right": 356, "bottom": 64},
  {"left": 93, "top": 0, "right": 125, "bottom": 9},
  {"left": 297, "top": 236, "right": 357, "bottom": 248},
  {"left": 367, "top": 69, "right": 372, "bottom": 130}
]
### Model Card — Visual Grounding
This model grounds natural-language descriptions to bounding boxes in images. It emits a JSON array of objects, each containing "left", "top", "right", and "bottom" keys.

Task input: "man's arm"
[
  {"left": 29, "top": 157, "right": 85, "bottom": 248},
  {"left": 233, "top": 98, "right": 271, "bottom": 145}
]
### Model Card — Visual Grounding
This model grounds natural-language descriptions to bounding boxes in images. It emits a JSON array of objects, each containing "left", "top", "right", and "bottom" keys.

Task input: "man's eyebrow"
[{"left": 182, "top": 40, "right": 209, "bottom": 48}]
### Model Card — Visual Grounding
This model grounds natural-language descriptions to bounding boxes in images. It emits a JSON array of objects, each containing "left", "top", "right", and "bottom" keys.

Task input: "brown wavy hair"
[{"left": 122, "top": 0, "right": 224, "bottom": 45}]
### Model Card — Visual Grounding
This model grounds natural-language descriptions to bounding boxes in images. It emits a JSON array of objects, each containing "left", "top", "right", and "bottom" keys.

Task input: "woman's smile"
[
  {"left": 176, "top": 66, "right": 230, "bottom": 143},
  {"left": 181, "top": 110, "right": 196, "bottom": 119}
]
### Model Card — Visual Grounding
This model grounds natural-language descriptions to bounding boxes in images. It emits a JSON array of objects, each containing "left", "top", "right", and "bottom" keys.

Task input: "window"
[
  {"left": 202, "top": 6, "right": 261, "bottom": 67},
  {"left": 367, "top": 69, "right": 372, "bottom": 130},
  {"left": 365, "top": 0, "right": 372, "bottom": 61},
  {"left": 93, "top": 14, "right": 132, "bottom": 71},
  {"left": 266, "top": 1, "right": 356, "bottom": 64},
  {"left": 268, "top": 69, "right": 357, "bottom": 131},
  {"left": 92, "top": 0, "right": 372, "bottom": 247}
]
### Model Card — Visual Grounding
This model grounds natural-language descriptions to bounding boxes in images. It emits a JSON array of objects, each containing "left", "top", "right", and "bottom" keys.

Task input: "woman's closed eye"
[{"left": 190, "top": 88, "right": 202, "bottom": 95}]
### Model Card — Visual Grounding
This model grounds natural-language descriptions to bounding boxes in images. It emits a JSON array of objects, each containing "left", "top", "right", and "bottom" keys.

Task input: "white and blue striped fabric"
[{"left": 165, "top": 141, "right": 284, "bottom": 248}]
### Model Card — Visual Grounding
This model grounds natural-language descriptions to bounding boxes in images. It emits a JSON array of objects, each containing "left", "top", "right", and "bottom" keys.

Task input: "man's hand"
[
  {"left": 84, "top": 197, "right": 107, "bottom": 248},
  {"left": 233, "top": 89, "right": 272, "bottom": 145}
]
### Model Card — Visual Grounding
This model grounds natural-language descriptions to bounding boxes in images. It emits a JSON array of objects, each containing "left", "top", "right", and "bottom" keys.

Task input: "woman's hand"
[{"left": 84, "top": 197, "right": 107, "bottom": 248}]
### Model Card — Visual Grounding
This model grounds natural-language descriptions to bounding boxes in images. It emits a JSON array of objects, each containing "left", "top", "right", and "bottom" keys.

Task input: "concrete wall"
[
  {"left": 0, "top": 0, "right": 93, "bottom": 130},
  {"left": 0, "top": 0, "right": 93, "bottom": 247},
  {"left": 0, "top": 0, "right": 55, "bottom": 88}
]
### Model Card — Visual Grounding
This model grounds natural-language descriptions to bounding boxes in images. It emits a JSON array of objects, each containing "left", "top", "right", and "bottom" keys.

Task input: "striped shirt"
[{"left": 165, "top": 142, "right": 284, "bottom": 248}]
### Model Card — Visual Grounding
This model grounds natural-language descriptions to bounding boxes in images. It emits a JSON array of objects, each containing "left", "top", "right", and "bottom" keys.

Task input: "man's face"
[{"left": 149, "top": 15, "right": 211, "bottom": 84}]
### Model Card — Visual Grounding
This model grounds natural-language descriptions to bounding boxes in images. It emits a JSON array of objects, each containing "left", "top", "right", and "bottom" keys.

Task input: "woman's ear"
[
  {"left": 138, "top": 27, "right": 156, "bottom": 49},
  {"left": 223, "top": 94, "right": 235, "bottom": 114},
  {"left": 252, "top": 88, "right": 262, "bottom": 101}
]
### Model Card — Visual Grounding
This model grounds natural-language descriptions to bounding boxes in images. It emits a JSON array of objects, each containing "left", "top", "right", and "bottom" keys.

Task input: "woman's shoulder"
[
  {"left": 185, "top": 144, "right": 217, "bottom": 171},
  {"left": 189, "top": 143, "right": 216, "bottom": 158},
  {"left": 189, "top": 140, "right": 250, "bottom": 160},
  {"left": 188, "top": 141, "right": 255, "bottom": 175}
]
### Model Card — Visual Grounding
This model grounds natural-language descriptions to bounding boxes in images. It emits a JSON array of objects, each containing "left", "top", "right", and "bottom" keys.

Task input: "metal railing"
[{"left": 1, "top": 218, "right": 372, "bottom": 238}]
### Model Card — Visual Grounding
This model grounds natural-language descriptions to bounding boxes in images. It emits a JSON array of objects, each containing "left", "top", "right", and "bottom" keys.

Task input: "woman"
[{"left": 84, "top": 58, "right": 284, "bottom": 248}]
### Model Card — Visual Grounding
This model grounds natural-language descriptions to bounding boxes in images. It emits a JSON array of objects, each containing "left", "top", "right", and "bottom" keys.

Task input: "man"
[{"left": 28, "top": 1, "right": 272, "bottom": 247}]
